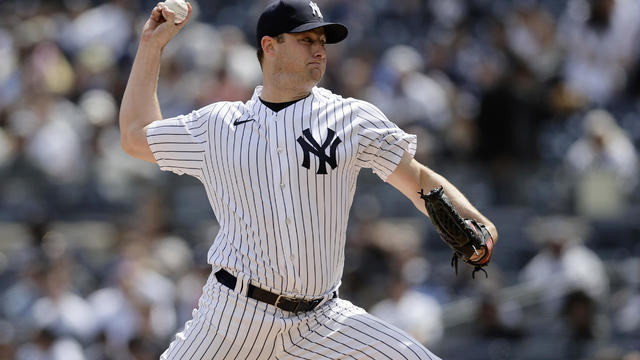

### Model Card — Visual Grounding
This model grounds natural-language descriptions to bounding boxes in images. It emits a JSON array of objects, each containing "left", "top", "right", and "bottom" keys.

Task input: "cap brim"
[{"left": 288, "top": 22, "right": 348, "bottom": 44}]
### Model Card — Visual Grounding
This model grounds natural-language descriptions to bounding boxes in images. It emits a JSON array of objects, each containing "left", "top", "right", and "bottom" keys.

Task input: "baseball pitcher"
[{"left": 119, "top": 1, "right": 498, "bottom": 359}]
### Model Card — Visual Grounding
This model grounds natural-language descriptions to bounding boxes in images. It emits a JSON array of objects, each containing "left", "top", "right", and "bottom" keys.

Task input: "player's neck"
[
  {"left": 261, "top": 85, "right": 312, "bottom": 103},
  {"left": 261, "top": 75, "right": 315, "bottom": 103}
]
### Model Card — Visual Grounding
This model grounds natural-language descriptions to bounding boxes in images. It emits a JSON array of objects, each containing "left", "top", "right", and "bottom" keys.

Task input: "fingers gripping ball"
[
  {"left": 163, "top": 0, "right": 188, "bottom": 23},
  {"left": 419, "top": 186, "right": 495, "bottom": 278}
]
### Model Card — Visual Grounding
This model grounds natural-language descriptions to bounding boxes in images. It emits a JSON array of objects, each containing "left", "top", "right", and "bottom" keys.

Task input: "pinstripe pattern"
[
  {"left": 146, "top": 86, "right": 416, "bottom": 298},
  {"left": 149, "top": 86, "right": 437, "bottom": 359},
  {"left": 160, "top": 269, "right": 439, "bottom": 360}
]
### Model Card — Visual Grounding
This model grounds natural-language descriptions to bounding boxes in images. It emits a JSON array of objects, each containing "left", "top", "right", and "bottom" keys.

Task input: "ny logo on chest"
[{"left": 297, "top": 128, "right": 341, "bottom": 175}]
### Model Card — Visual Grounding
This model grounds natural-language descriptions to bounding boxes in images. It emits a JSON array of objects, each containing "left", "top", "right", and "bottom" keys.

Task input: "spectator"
[
  {"left": 559, "top": 0, "right": 640, "bottom": 105},
  {"left": 475, "top": 296, "right": 525, "bottom": 340},
  {"left": 27, "top": 255, "right": 98, "bottom": 342},
  {"left": 369, "top": 266, "right": 444, "bottom": 347},
  {"left": 612, "top": 258, "right": 640, "bottom": 341},
  {"left": 89, "top": 240, "right": 177, "bottom": 349},
  {"left": 15, "top": 327, "right": 86, "bottom": 360},
  {"left": 556, "top": 290, "right": 609, "bottom": 360},
  {"left": 505, "top": 3, "right": 561, "bottom": 81},
  {"left": 520, "top": 216, "right": 609, "bottom": 314},
  {"left": 565, "top": 109, "right": 638, "bottom": 219}
]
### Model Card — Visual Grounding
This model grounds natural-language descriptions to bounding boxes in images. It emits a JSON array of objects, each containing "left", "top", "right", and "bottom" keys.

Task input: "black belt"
[{"left": 215, "top": 269, "right": 335, "bottom": 313}]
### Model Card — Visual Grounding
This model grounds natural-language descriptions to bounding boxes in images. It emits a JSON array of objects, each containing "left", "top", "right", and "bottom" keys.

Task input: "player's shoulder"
[
  {"left": 313, "top": 86, "right": 349, "bottom": 104},
  {"left": 349, "top": 98, "right": 382, "bottom": 113},
  {"left": 313, "top": 87, "right": 383, "bottom": 114},
  {"left": 198, "top": 100, "right": 246, "bottom": 112},
  {"left": 347, "top": 97, "right": 390, "bottom": 123},
  {"left": 193, "top": 100, "right": 246, "bottom": 119}
]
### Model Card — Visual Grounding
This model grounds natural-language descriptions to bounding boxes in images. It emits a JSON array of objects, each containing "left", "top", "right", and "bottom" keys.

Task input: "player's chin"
[{"left": 308, "top": 67, "right": 325, "bottom": 82}]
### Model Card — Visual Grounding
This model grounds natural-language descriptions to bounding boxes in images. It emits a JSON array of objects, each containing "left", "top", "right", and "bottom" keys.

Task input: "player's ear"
[{"left": 261, "top": 36, "right": 276, "bottom": 57}]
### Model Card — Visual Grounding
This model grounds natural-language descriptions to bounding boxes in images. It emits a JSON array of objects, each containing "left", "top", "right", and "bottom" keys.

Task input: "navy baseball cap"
[{"left": 256, "top": 0, "right": 348, "bottom": 46}]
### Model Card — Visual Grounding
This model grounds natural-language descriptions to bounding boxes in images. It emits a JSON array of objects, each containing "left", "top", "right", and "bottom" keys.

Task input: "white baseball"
[{"left": 163, "top": 0, "right": 188, "bottom": 24}]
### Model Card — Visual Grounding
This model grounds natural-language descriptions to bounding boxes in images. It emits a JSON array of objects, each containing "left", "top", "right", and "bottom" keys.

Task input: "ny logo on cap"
[{"left": 309, "top": 1, "right": 323, "bottom": 18}]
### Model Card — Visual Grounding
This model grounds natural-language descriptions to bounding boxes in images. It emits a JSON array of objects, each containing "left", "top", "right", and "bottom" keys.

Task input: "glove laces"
[{"left": 451, "top": 253, "right": 488, "bottom": 279}]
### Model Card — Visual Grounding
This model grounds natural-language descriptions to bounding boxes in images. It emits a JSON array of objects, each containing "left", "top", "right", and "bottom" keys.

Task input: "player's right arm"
[{"left": 119, "top": 2, "right": 192, "bottom": 162}]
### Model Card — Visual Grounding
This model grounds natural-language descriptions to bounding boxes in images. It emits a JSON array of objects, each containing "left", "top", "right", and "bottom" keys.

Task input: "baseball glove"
[{"left": 419, "top": 186, "right": 494, "bottom": 278}]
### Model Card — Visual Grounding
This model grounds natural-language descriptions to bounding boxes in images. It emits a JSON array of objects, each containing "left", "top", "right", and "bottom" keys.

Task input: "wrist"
[
  {"left": 487, "top": 224, "right": 498, "bottom": 243},
  {"left": 137, "top": 39, "right": 165, "bottom": 58}
]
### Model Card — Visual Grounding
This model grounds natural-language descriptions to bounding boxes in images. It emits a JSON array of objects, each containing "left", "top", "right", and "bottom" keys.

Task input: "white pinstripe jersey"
[{"left": 147, "top": 86, "right": 417, "bottom": 298}]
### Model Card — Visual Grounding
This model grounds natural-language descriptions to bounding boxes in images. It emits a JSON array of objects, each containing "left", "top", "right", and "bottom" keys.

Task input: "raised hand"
[{"left": 141, "top": 2, "right": 192, "bottom": 49}]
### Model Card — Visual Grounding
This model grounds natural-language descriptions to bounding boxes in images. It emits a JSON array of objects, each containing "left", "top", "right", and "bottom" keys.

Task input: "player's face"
[{"left": 273, "top": 28, "right": 327, "bottom": 89}]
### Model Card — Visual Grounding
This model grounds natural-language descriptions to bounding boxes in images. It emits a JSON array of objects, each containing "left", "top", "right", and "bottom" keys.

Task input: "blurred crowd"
[{"left": 1, "top": 0, "right": 640, "bottom": 359}]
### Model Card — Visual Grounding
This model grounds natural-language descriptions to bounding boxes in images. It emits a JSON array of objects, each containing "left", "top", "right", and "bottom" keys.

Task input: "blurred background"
[{"left": 0, "top": 0, "right": 639, "bottom": 359}]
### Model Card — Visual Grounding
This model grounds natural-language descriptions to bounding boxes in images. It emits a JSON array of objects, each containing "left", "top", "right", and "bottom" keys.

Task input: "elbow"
[
  {"left": 119, "top": 118, "right": 141, "bottom": 157},
  {"left": 120, "top": 135, "right": 134, "bottom": 156},
  {"left": 118, "top": 108, "right": 156, "bottom": 162},
  {"left": 119, "top": 122, "right": 134, "bottom": 156}
]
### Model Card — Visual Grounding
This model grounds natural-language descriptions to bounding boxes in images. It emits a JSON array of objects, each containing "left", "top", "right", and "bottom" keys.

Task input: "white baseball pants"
[{"left": 161, "top": 270, "right": 440, "bottom": 360}]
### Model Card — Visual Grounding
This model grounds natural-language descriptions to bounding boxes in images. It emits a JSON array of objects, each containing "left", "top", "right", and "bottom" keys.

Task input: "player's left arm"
[{"left": 387, "top": 151, "right": 498, "bottom": 244}]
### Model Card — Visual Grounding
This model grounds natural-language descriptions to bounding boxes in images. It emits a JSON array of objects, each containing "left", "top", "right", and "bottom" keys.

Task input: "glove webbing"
[
  {"left": 451, "top": 254, "right": 488, "bottom": 279},
  {"left": 419, "top": 188, "right": 489, "bottom": 279}
]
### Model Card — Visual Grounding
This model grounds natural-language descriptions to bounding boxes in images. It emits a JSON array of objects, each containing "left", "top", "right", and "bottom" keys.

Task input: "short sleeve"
[
  {"left": 146, "top": 106, "right": 212, "bottom": 177},
  {"left": 354, "top": 101, "right": 417, "bottom": 181}
]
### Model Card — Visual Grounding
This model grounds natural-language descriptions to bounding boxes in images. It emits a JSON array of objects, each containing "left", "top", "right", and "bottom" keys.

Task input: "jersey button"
[
  {"left": 280, "top": 183, "right": 285, "bottom": 189},
  {"left": 277, "top": 147, "right": 283, "bottom": 153},
  {"left": 286, "top": 218, "right": 292, "bottom": 225}
]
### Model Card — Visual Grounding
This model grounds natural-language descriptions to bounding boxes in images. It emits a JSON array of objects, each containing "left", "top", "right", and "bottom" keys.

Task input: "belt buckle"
[
  {"left": 275, "top": 294, "right": 298, "bottom": 312},
  {"left": 275, "top": 294, "right": 300, "bottom": 312},
  {"left": 274, "top": 294, "right": 285, "bottom": 309},
  {"left": 308, "top": 298, "right": 322, "bottom": 310},
  {"left": 275, "top": 294, "right": 321, "bottom": 313}
]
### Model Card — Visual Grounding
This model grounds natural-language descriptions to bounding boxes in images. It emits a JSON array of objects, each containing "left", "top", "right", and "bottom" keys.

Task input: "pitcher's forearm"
[
  {"left": 119, "top": 42, "right": 163, "bottom": 157},
  {"left": 121, "top": 43, "right": 163, "bottom": 132}
]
